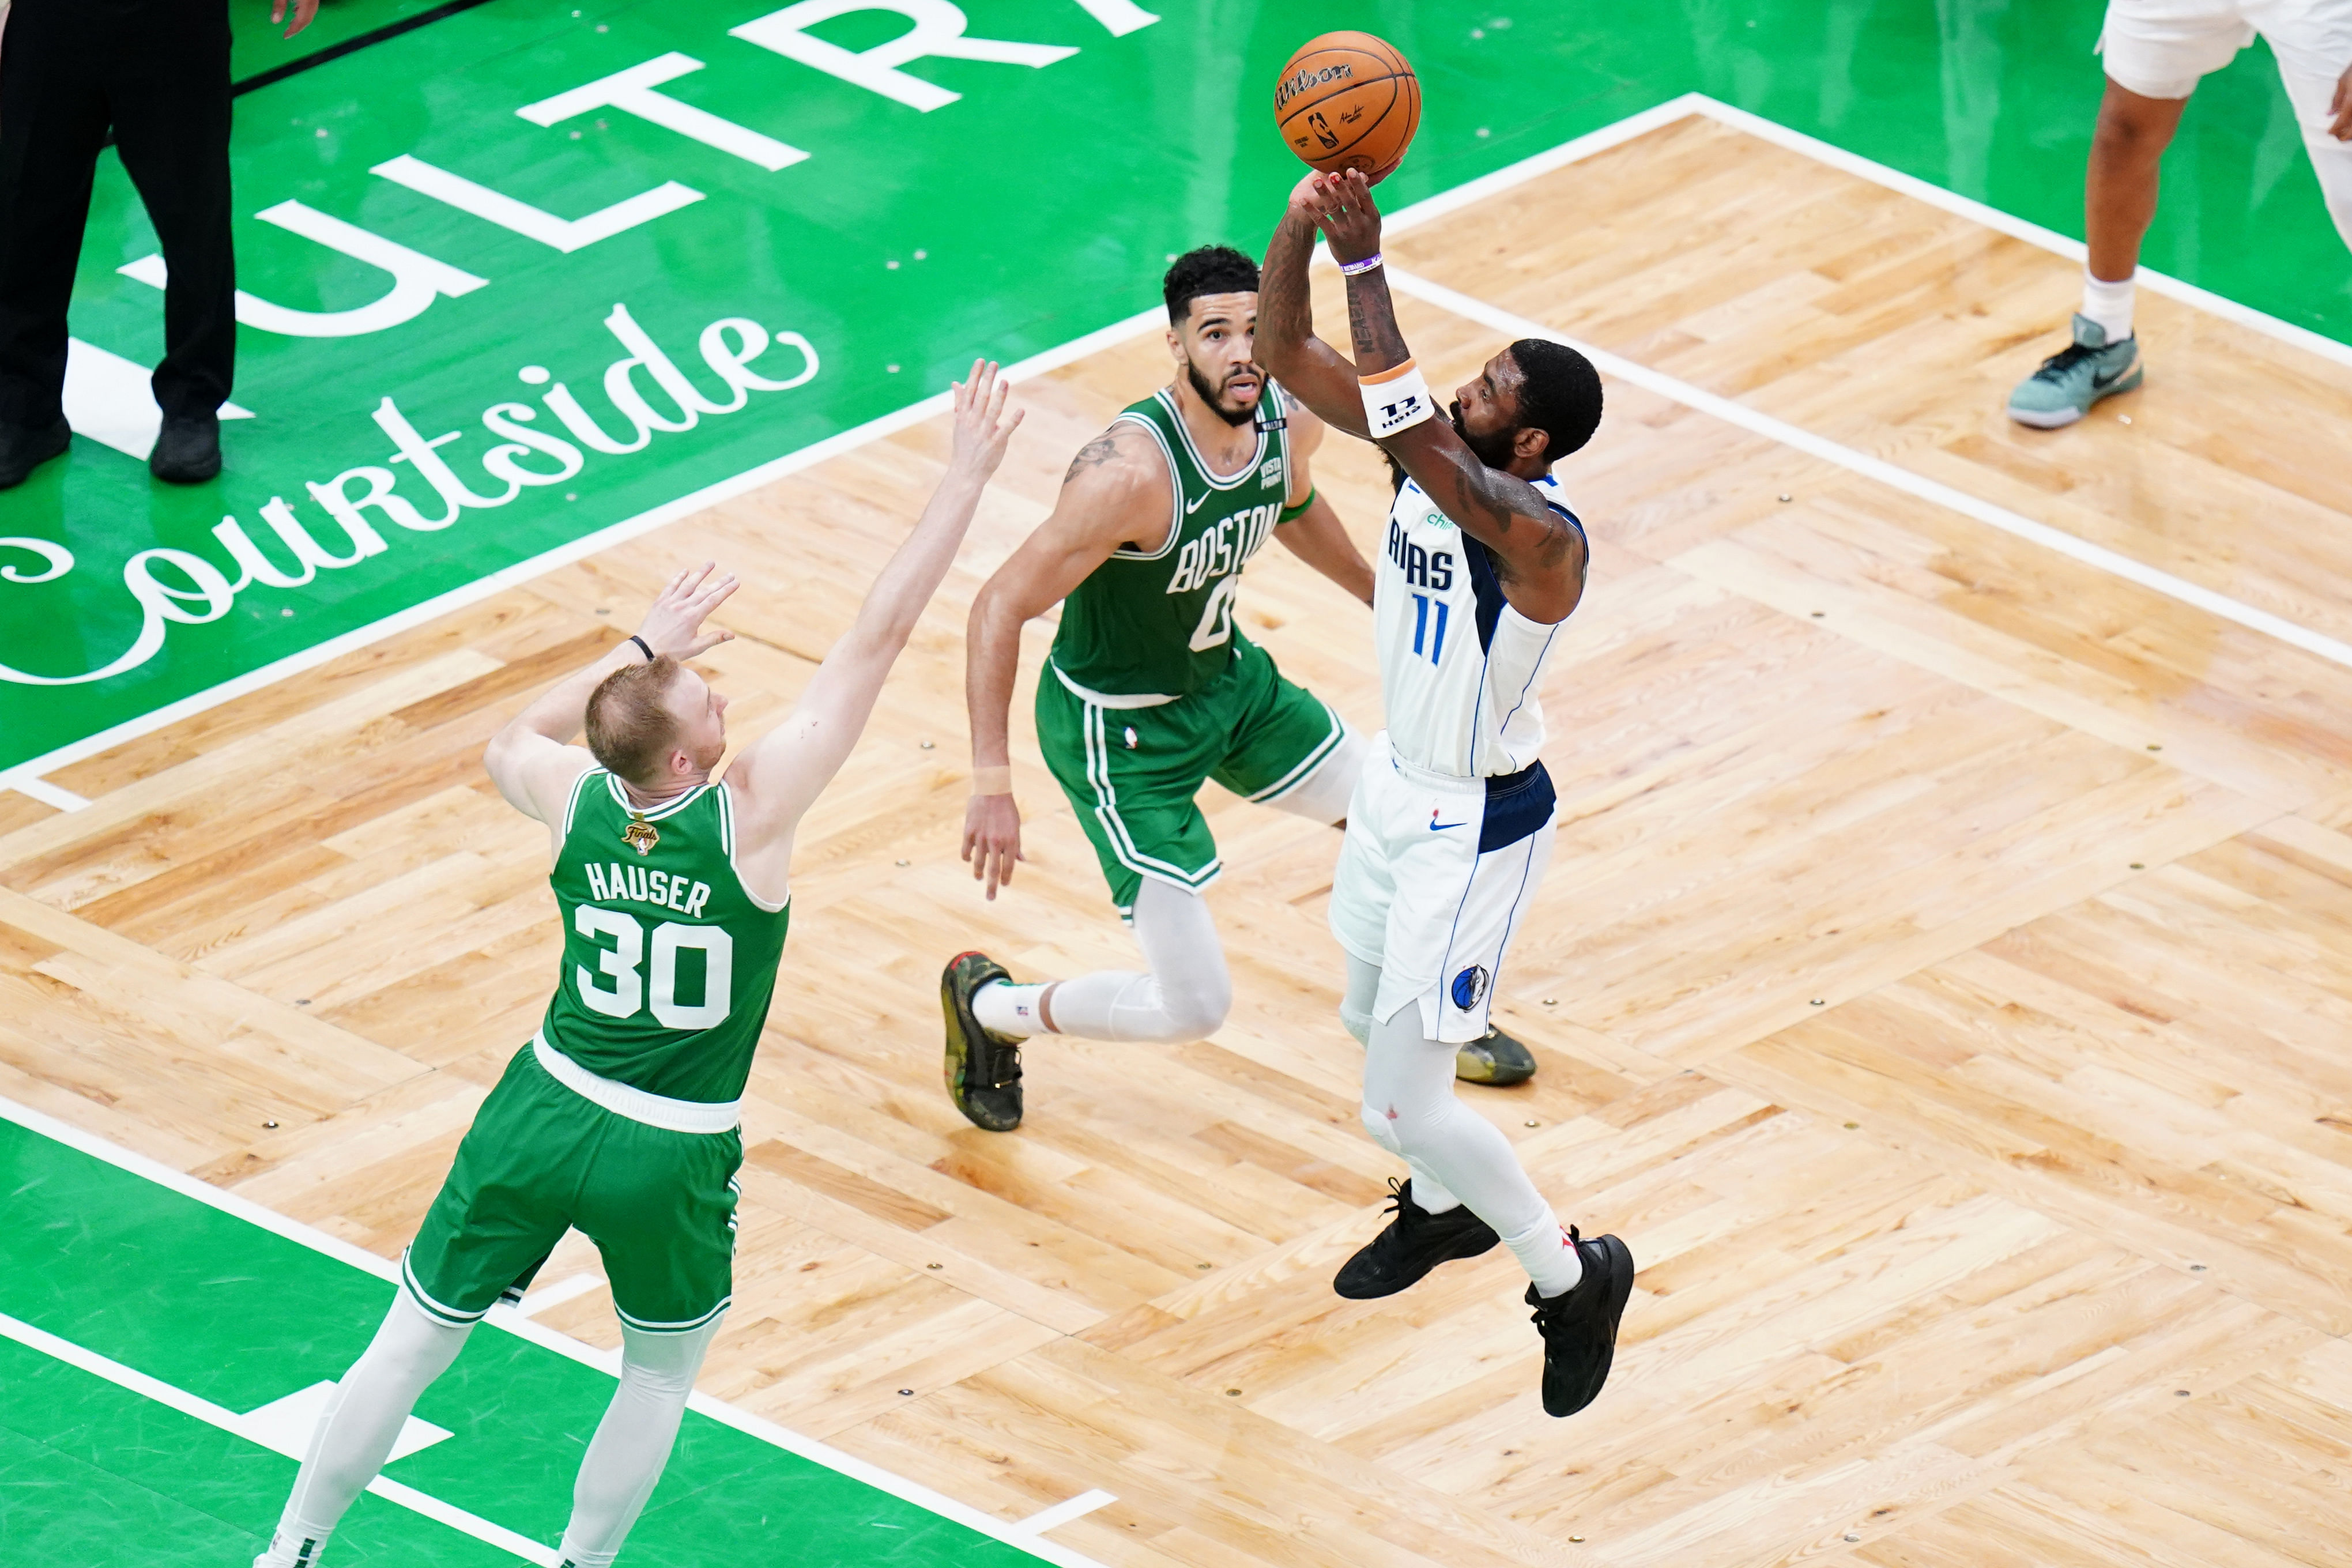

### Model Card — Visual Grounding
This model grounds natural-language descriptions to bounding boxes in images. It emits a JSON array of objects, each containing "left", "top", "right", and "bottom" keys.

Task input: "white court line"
[
  {"left": 1011, "top": 1489, "right": 1118, "bottom": 1537},
  {"left": 0, "top": 1309, "right": 559, "bottom": 1565},
  {"left": 0, "top": 1094, "right": 1115, "bottom": 1568},
  {"left": 514, "top": 1271, "right": 604, "bottom": 1318},
  {"left": 5, "top": 93, "right": 2348, "bottom": 804},
  {"left": 5, "top": 772, "right": 88, "bottom": 812},
  {"left": 1386, "top": 266, "right": 2352, "bottom": 672}
]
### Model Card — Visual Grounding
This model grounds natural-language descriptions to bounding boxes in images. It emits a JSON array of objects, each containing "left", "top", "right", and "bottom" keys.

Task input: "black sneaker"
[
  {"left": 942, "top": 951, "right": 1023, "bottom": 1132},
  {"left": 1526, "top": 1228, "right": 1635, "bottom": 1417},
  {"left": 1333, "top": 1177, "right": 1501, "bottom": 1299},
  {"left": 150, "top": 413, "right": 221, "bottom": 484},
  {"left": 1456, "top": 1026, "right": 1536, "bottom": 1085},
  {"left": 0, "top": 417, "right": 69, "bottom": 489}
]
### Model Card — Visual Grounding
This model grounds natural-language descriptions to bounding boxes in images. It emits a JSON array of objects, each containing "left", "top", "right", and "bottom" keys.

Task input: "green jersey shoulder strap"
[{"left": 1047, "top": 382, "right": 1292, "bottom": 703}]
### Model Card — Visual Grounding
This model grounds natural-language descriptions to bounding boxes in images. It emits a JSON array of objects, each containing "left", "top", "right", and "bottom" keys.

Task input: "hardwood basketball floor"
[{"left": 6, "top": 112, "right": 2351, "bottom": 1568}]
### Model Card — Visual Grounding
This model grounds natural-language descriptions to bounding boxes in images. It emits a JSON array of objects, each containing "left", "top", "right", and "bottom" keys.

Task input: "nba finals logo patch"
[
  {"left": 1451, "top": 964, "right": 1490, "bottom": 1010},
  {"left": 621, "top": 817, "right": 660, "bottom": 856}
]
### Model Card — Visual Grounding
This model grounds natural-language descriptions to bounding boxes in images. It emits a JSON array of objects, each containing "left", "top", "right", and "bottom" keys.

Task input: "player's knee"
[
  {"left": 1160, "top": 971, "right": 1230, "bottom": 1039},
  {"left": 1358, "top": 1100, "right": 1404, "bottom": 1156},
  {"left": 1338, "top": 998, "right": 1372, "bottom": 1046},
  {"left": 2093, "top": 86, "right": 2178, "bottom": 160}
]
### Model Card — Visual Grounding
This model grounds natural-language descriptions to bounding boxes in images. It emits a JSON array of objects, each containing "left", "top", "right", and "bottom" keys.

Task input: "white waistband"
[
  {"left": 532, "top": 1033, "right": 740, "bottom": 1134},
  {"left": 1051, "top": 662, "right": 1178, "bottom": 709},
  {"left": 1379, "top": 732, "right": 1496, "bottom": 793}
]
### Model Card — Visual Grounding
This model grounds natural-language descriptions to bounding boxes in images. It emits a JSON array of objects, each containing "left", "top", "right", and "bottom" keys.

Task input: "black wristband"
[{"left": 628, "top": 635, "right": 654, "bottom": 662}]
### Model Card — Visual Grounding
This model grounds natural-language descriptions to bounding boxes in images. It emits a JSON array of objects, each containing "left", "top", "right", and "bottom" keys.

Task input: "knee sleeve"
[
  {"left": 1339, "top": 954, "right": 1381, "bottom": 1046},
  {"left": 274, "top": 1293, "right": 471, "bottom": 1549},
  {"left": 558, "top": 1316, "right": 723, "bottom": 1568},
  {"left": 1358, "top": 1099, "right": 1404, "bottom": 1157},
  {"left": 1262, "top": 726, "right": 1369, "bottom": 825}
]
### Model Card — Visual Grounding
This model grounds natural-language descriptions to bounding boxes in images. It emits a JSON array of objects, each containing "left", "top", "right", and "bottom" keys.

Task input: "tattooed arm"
[
  {"left": 1258, "top": 186, "right": 1372, "bottom": 438},
  {"left": 1302, "top": 169, "right": 1588, "bottom": 624},
  {"left": 961, "top": 421, "right": 1167, "bottom": 896}
]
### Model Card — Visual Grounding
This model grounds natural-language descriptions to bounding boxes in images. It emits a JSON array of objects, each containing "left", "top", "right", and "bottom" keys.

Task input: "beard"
[
  {"left": 1450, "top": 400, "right": 1519, "bottom": 469},
  {"left": 1186, "top": 359, "right": 1258, "bottom": 427}
]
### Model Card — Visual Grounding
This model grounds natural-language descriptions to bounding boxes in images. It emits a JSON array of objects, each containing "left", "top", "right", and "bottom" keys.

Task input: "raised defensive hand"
[
  {"left": 635, "top": 561, "right": 738, "bottom": 661},
  {"left": 949, "top": 359, "right": 1024, "bottom": 477}
]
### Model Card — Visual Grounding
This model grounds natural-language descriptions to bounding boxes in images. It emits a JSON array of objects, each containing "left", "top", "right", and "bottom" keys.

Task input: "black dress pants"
[{"left": 0, "top": 0, "right": 235, "bottom": 428}]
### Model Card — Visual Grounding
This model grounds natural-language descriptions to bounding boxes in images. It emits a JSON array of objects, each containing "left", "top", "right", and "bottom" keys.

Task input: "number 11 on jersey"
[{"left": 1409, "top": 592, "right": 1448, "bottom": 665}]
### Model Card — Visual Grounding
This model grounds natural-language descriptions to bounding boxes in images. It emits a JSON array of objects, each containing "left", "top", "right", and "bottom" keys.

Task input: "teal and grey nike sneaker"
[{"left": 2006, "top": 314, "right": 2142, "bottom": 428}]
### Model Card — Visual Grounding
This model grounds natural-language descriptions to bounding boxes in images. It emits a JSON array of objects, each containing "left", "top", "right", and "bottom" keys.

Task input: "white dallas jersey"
[{"left": 1375, "top": 472, "right": 1583, "bottom": 778}]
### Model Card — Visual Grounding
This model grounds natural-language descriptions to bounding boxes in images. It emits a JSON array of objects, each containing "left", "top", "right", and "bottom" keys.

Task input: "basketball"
[{"left": 1273, "top": 31, "right": 1420, "bottom": 184}]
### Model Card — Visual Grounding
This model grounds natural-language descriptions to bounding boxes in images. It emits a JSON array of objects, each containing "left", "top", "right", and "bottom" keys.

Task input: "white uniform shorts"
[
  {"left": 1329, "top": 733, "right": 1555, "bottom": 1045},
  {"left": 2101, "top": 0, "right": 2352, "bottom": 247}
]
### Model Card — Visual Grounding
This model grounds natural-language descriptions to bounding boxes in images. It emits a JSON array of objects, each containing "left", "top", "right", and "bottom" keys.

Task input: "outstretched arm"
[
  {"left": 1271, "top": 398, "right": 1373, "bottom": 605},
  {"left": 1257, "top": 197, "right": 1371, "bottom": 439},
  {"left": 962, "top": 422, "right": 1168, "bottom": 898},
  {"left": 728, "top": 363, "right": 1022, "bottom": 879},
  {"left": 1301, "top": 169, "right": 1586, "bottom": 624},
  {"left": 484, "top": 564, "right": 738, "bottom": 844}
]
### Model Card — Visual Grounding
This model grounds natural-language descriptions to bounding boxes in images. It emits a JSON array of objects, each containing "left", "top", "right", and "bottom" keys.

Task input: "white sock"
[
  {"left": 1506, "top": 1215, "right": 1585, "bottom": 1299},
  {"left": 2080, "top": 267, "right": 2136, "bottom": 343},
  {"left": 555, "top": 1316, "right": 723, "bottom": 1568},
  {"left": 971, "top": 980, "right": 1050, "bottom": 1038},
  {"left": 262, "top": 1291, "right": 472, "bottom": 1566}
]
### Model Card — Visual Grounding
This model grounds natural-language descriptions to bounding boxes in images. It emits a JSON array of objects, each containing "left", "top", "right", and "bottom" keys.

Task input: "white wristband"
[{"left": 1359, "top": 359, "right": 1434, "bottom": 439}]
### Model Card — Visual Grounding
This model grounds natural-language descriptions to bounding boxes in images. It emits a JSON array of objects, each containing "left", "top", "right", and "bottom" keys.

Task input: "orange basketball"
[{"left": 1273, "top": 31, "right": 1420, "bottom": 185}]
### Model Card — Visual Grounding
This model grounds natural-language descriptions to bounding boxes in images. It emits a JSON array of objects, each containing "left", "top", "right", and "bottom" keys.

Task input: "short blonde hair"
[{"left": 585, "top": 655, "right": 683, "bottom": 786}]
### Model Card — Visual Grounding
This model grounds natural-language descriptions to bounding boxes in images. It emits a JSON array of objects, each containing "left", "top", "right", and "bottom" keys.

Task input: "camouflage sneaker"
[
  {"left": 941, "top": 952, "right": 1024, "bottom": 1132},
  {"left": 1456, "top": 1026, "right": 1536, "bottom": 1086},
  {"left": 2007, "top": 314, "right": 2142, "bottom": 428}
]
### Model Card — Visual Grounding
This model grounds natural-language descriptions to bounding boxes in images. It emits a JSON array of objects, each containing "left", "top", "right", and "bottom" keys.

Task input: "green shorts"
[
  {"left": 1036, "top": 636, "right": 1345, "bottom": 915},
  {"left": 403, "top": 1045, "right": 741, "bottom": 1334}
]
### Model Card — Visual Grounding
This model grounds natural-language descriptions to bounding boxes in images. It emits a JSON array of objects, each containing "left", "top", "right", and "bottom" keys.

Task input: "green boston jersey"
[
  {"left": 1048, "top": 383, "right": 1293, "bottom": 700},
  {"left": 539, "top": 771, "right": 792, "bottom": 1103}
]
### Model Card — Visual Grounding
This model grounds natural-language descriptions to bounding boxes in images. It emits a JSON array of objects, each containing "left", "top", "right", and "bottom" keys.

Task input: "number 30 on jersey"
[{"left": 574, "top": 906, "right": 734, "bottom": 1028}]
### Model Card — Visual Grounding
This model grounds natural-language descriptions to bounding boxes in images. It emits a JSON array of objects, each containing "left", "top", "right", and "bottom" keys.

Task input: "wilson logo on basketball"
[{"left": 1273, "top": 62, "right": 1354, "bottom": 113}]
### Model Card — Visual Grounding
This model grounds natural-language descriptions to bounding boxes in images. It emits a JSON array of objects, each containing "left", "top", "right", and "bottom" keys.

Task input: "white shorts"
[
  {"left": 2100, "top": 0, "right": 2352, "bottom": 247},
  {"left": 1329, "top": 733, "right": 1555, "bottom": 1045},
  {"left": 2101, "top": 0, "right": 2352, "bottom": 104}
]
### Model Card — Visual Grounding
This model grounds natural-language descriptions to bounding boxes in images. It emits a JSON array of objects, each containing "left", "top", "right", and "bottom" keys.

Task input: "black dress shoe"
[
  {"left": 0, "top": 418, "right": 70, "bottom": 489},
  {"left": 150, "top": 413, "right": 222, "bottom": 484}
]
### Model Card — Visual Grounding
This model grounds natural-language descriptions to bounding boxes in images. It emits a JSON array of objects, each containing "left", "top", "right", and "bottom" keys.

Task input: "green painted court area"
[
  {"left": 0, "top": 1108, "right": 1072, "bottom": 1567},
  {"left": 2, "top": 1, "right": 2346, "bottom": 777}
]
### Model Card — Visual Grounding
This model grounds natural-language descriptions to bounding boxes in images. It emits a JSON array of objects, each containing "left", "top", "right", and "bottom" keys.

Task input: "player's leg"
[
  {"left": 1333, "top": 756, "right": 1633, "bottom": 1417},
  {"left": 1222, "top": 646, "right": 1537, "bottom": 1085},
  {"left": 255, "top": 1050, "right": 576, "bottom": 1567},
  {"left": 556, "top": 1316, "right": 726, "bottom": 1567},
  {"left": 2010, "top": 1, "right": 2233, "bottom": 427},
  {"left": 254, "top": 1294, "right": 473, "bottom": 1568},
  {"left": 2258, "top": 7, "right": 2352, "bottom": 252},
  {"left": 945, "top": 680, "right": 1227, "bottom": 1129},
  {"left": 561, "top": 1115, "right": 742, "bottom": 1566},
  {"left": 1011, "top": 875, "right": 1232, "bottom": 1039}
]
